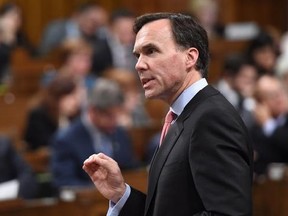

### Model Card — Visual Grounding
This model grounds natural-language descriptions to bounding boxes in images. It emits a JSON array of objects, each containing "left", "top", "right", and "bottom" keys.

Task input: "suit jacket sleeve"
[{"left": 119, "top": 187, "right": 146, "bottom": 216}]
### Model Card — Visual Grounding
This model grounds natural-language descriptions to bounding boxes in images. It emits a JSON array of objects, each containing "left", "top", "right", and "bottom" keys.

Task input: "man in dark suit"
[
  {"left": 91, "top": 9, "right": 136, "bottom": 76},
  {"left": 250, "top": 75, "right": 288, "bottom": 176},
  {"left": 83, "top": 13, "right": 253, "bottom": 215},
  {"left": 51, "top": 78, "right": 138, "bottom": 189}
]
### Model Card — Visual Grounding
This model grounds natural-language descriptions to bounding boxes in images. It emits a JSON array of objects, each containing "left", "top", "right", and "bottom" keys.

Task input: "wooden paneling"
[
  {"left": 209, "top": 39, "right": 249, "bottom": 82},
  {"left": 0, "top": 94, "right": 30, "bottom": 146},
  {"left": 0, "top": 0, "right": 287, "bottom": 46},
  {"left": 232, "top": 0, "right": 287, "bottom": 32}
]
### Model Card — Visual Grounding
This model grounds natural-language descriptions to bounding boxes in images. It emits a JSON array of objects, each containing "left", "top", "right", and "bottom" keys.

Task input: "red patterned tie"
[{"left": 160, "top": 111, "right": 176, "bottom": 145}]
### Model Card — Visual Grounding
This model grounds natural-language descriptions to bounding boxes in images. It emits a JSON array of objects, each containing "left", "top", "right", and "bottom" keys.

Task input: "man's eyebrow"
[{"left": 133, "top": 43, "right": 158, "bottom": 55}]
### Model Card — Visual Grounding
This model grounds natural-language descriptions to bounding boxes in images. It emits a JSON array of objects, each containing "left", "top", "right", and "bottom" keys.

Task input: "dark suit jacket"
[
  {"left": 51, "top": 118, "right": 138, "bottom": 188},
  {"left": 91, "top": 38, "right": 113, "bottom": 76},
  {"left": 250, "top": 115, "right": 288, "bottom": 175},
  {"left": 0, "top": 136, "right": 38, "bottom": 199},
  {"left": 91, "top": 37, "right": 137, "bottom": 76},
  {"left": 119, "top": 85, "right": 253, "bottom": 216},
  {"left": 23, "top": 105, "right": 58, "bottom": 150}
]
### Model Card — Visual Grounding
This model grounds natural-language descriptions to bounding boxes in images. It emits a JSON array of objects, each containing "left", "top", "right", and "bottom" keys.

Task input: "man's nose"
[{"left": 135, "top": 56, "right": 147, "bottom": 71}]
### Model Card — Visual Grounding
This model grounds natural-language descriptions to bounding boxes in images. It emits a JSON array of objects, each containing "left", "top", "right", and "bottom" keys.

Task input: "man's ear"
[{"left": 186, "top": 47, "right": 199, "bottom": 69}]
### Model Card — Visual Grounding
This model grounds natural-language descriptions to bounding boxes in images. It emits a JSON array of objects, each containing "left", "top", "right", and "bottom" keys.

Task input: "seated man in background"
[
  {"left": 214, "top": 53, "right": 258, "bottom": 129},
  {"left": 22, "top": 74, "right": 82, "bottom": 197},
  {"left": 91, "top": 9, "right": 136, "bottom": 76},
  {"left": 51, "top": 78, "right": 139, "bottom": 189},
  {"left": 23, "top": 73, "right": 82, "bottom": 152},
  {"left": 38, "top": 2, "right": 108, "bottom": 56},
  {"left": 251, "top": 75, "right": 288, "bottom": 177},
  {"left": 0, "top": 135, "right": 37, "bottom": 199},
  {"left": 102, "top": 68, "right": 151, "bottom": 129}
]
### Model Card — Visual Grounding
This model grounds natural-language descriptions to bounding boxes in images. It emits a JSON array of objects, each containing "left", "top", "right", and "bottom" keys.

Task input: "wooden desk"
[
  {"left": 3, "top": 169, "right": 288, "bottom": 216},
  {"left": 253, "top": 179, "right": 288, "bottom": 216},
  {"left": 0, "top": 169, "right": 148, "bottom": 216},
  {"left": 0, "top": 198, "right": 105, "bottom": 216}
]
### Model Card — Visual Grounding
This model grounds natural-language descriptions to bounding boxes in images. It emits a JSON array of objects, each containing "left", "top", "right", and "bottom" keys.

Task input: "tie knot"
[{"left": 165, "top": 111, "right": 176, "bottom": 123}]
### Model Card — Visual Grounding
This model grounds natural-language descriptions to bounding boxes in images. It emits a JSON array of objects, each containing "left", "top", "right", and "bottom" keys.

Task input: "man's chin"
[{"left": 144, "top": 91, "right": 157, "bottom": 100}]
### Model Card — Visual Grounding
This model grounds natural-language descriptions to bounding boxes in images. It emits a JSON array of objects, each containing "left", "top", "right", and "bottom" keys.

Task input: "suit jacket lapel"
[{"left": 145, "top": 120, "right": 183, "bottom": 214}]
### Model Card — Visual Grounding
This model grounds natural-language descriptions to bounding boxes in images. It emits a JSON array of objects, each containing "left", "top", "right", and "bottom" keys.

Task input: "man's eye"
[
  {"left": 147, "top": 48, "right": 156, "bottom": 55},
  {"left": 134, "top": 53, "right": 140, "bottom": 59}
]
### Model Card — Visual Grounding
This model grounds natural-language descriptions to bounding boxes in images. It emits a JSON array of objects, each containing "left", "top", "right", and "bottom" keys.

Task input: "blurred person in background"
[
  {"left": 41, "top": 38, "right": 96, "bottom": 92},
  {"left": 51, "top": 78, "right": 139, "bottom": 189},
  {"left": 0, "top": 135, "right": 37, "bottom": 199},
  {"left": 250, "top": 75, "right": 288, "bottom": 177},
  {"left": 275, "top": 33, "right": 288, "bottom": 89},
  {"left": 23, "top": 73, "right": 81, "bottom": 152},
  {"left": 214, "top": 54, "right": 258, "bottom": 129},
  {"left": 246, "top": 30, "right": 278, "bottom": 76},
  {"left": 91, "top": 8, "right": 136, "bottom": 76},
  {"left": 103, "top": 68, "right": 150, "bottom": 128},
  {"left": 22, "top": 74, "right": 82, "bottom": 198},
  {"left": 189, "top": 0, "right": 224, "bottom": 39},
  {"left": 0, "top": 2, "right": 36, "bottom": 84},
  {"left": 275, "top": 52, "right": 288, "bottom": 90},
  {"left": 278, "top": 31, "right": 288, "bottom": 57},
  {"left": 38, "top": 2, "right": 108, "bottom": 56}
]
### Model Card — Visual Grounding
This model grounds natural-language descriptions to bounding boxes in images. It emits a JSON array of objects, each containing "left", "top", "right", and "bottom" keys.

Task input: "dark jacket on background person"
[
  {"left": 23, "top": 105, "right": 58, "bottom": 150},
  {"left": 251, "top": 115, "right": 288, "bottom": 175},
  {"left": 0, "top": 135, "right": 38, "bottom": 199},
  {"left": 51, "top": 117, "right": 138, "bottom": 188}
]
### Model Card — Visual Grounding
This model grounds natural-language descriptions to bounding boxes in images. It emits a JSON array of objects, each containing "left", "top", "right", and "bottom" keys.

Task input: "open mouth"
[{"left": 141, "top": 78, "right": 154, "bottom": 86}]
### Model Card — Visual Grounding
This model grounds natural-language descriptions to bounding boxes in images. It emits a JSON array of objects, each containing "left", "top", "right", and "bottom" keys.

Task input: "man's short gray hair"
[{"left": 88, "top": 78, "right": 124, "bottom": 110}]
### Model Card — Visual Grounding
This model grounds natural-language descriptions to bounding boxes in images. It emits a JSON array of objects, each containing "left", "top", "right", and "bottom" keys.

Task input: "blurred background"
[{"left": 0, "top": 0, "right": 288, "bottom": 215}]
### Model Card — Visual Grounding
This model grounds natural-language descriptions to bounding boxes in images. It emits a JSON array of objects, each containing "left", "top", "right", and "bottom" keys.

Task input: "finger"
[
  {"left": 83, "top": 154, "right": 103, "bottom": 166},
  {"left": 83, "top": 153, "right": 116, "bottom": 171},
  {"left": 84, "top": 153, "right": 115, "bottom": 165},
  {"left": 83, "top": 154, "right": 100, "bottom": 174},
  {"left": 97, "top": 152, "right": 114, "bottom": 161},
  {"left": 82, "top": 164, "right": 97, "bottom": 177},
  {"left": 83, "top": 154, "right": 97, "bottom": 165}
]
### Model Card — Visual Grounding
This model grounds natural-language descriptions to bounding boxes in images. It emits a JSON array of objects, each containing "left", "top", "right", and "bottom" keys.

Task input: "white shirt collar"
[{"left": 171, "top": 78, "right": 208, "bottom": 116}]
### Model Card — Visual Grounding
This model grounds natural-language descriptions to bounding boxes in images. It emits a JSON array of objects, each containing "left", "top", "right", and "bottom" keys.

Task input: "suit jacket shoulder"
[{"left": 145, "top": 85, "right": 253, "bottom": 215}]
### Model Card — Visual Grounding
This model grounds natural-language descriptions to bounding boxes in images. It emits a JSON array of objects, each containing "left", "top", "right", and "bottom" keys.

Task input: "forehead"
[
  {"left": 259, "top": 78, "right": 281, "bottom": 93},
  {"left": 134, "top": 19, "right": 175, "bottom": 50}
]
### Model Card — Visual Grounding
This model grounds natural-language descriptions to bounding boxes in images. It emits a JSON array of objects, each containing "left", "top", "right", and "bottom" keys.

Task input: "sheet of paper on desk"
[{"left": 0, "top": 179, "right": 19, "bottom": 200}]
